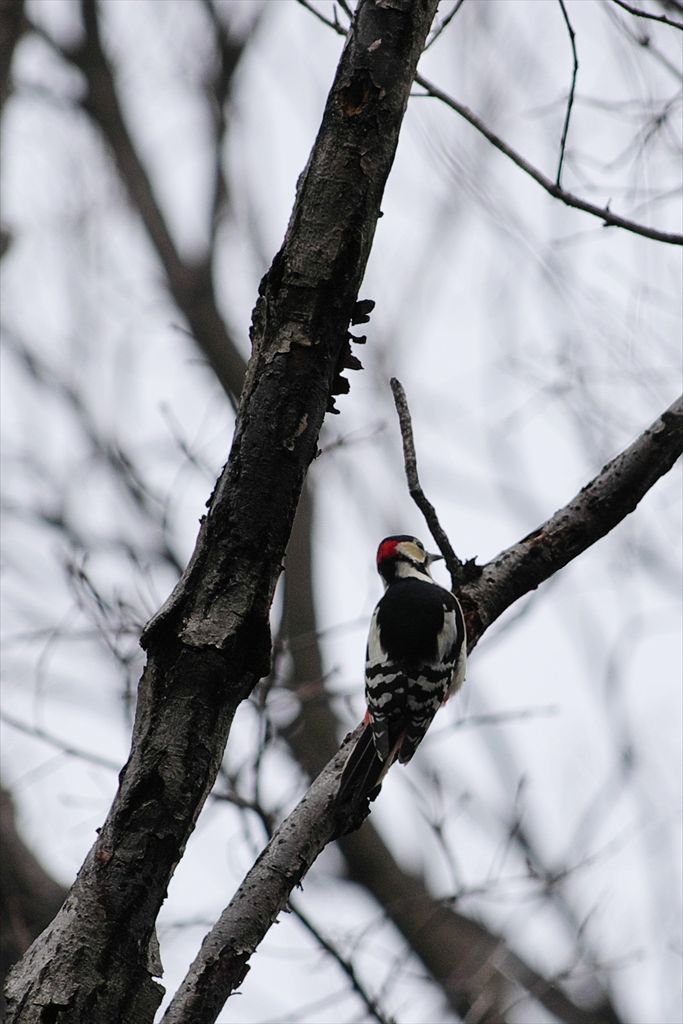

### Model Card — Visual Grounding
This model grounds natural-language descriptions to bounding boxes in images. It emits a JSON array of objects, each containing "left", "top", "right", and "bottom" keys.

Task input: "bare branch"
[
  {"left": 461, "top": 394, "right": 683, "bottom": 645},
  {"left": 64, "top": 0, "right": 247, "bottom": 402},
  {"left": 603, "top": 0, "right": 683, "bottom": 79},
  {"left": 164, "top": 729, "right": 617, "bottom": 1024},
  {"left": 288, "top": 900, "right": 395, "bottom": 1024},
  {"left": 424, "top": 0, "right": 467, "bottom": 49},
  {"left": 295, "top": 2, "right": 681, "bottom": 243},
  {"left": 0, "top": 713, "right": 121, "bottom": 773},
  {"left": 415, "top": 73, "right": 683, "bottom": 245},
  {"left": 390, "top": 377, "right": 465, "bottom": 588},
  {"left": 296, "top": 0, "right": 350, "bottom": 33},
  {"left": 610, "top": 0, "right": 683, "bottom": 29},
  {"left": 160, "top": 742, "right": 354, "bottom": 1024},
  {"left": 556, "top": 0, "right": 579, "bottom": 187}
]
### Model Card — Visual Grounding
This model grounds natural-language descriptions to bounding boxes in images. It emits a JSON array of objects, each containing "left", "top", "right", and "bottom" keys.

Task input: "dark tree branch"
[
  {"left": 288, "top": 899, "right": 395, "bottom": 1024},
  {"left": 0, "top": 712, "right": 121, "bottom": 773},
  {"left": 602, "top": 0, "right": 683, "bottom": 79},
  {"left": 460, "top": 394, "right": 683, "bottom": 645},
  {"left": 296, "top": 0, "right": 352, "bottom": 33},
  {"left": 556, "top": 0, "right": 579, "bottom": 187},
  {"left": 610, "top": 0, "right": 683, "bottom": 29},
  {"left": 160, "top": 743, "right": 354, "bottom": 1024},
  {"left": 390, "top": 377, "right": 465, "bottom": 588},
  {"left": 62, "top": 0, "right": 248, "bottom": 401},
  {"left": 414, "top": 73, "right": 683, "bottom": 245},
  {"left": 5, "top": 2, "right": 441, "bottom": 1021}
]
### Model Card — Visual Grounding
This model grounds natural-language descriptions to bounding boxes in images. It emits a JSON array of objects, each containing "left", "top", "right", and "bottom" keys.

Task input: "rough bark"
[
  {"left": 160, "top": 394, "right": 681, "bottom": 1024},
  {"left": 162, "top": 743, "right": 353, "bottom": 1024},
  {"left": 4, "top": 2, "right": 441, "bottom": 1021}
]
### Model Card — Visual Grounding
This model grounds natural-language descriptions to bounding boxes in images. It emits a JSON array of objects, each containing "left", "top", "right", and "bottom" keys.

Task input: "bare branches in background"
[
  {"left": 610, "top": 0, "right": 683, "bottom": 30},
  {"left": 414, "top": 72, "right": 683, "bottom": 245}
]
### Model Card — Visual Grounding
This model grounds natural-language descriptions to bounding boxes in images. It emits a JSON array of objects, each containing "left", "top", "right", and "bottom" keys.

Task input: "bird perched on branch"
[{"left": 337, "top": 535, "right": 466, "bottom": 803}]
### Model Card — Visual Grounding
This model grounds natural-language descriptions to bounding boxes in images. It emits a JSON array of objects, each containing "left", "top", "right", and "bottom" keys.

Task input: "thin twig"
[
  {"left": 295, "top": 0, "right": 347, "bottom": 34},
  {"left": 556, "top": 0, "right": 579, "bottom": 186},
  {"left": 424, "top": 0, "right": 467, "bottom": 50},
  {"left": 414, "top": 73, "right": 683, "bottom": 245},
  {"left": 1, "top": 711, "right": 121, "bottom": 771},
  {"left": 293, "top": 2, "right": 681, "bottom": 244},
  {"left": 604, "top": 0, "right": 683, "bottom": 79},
  {"left": 389, "top": 377, "right": 464, "bottom": 589},
  {"left": 288, "top": 900, "right": 396, "bottom": 1024},
  {"left": 610, "top": 0, "right": 683, "bottom": 29}
]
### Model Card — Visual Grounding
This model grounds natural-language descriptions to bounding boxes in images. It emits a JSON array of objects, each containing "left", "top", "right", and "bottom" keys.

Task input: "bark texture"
[{"left": 4, "top": 2, "right": 440, "bottom": 1021}]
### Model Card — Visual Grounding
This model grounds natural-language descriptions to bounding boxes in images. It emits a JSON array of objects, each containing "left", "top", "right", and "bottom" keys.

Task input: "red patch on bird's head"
[{"left": 376, "top": 538, "right": 400, "bottom": 566}]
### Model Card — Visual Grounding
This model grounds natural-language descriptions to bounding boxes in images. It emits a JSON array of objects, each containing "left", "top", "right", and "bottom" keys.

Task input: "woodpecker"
[{"left": 337, "top": 535, "right": 466, "bottom": 802}]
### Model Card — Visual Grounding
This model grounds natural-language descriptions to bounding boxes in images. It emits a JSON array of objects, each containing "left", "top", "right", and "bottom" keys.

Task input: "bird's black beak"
[{"left": 427, "top": 552, "right": 443, "bottom": 564}]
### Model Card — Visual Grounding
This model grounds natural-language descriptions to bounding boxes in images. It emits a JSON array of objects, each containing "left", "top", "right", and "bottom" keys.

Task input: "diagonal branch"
[
  {"left": 161, "top": 743, "right": 355, "bottom": 1024},
  {"left": 414, "top": 73, "right": 683, "bottom": 245},
  {"left": 461, "top": 393, "right": 683, "bottom": 644},
  {"left": 162, "top": 392, "right": 681, "bottom": 1024},
  {"left": 610, "top": 0, "right": 683, "bottom": 29},
  {"left": 52, "top": 0, "right": 250, "bottom": 401}
]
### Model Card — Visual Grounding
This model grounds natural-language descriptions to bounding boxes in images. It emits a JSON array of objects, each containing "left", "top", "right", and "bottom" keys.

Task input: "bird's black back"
[{"left": 375, "top": 578, "right": 455, "bottom": 664}]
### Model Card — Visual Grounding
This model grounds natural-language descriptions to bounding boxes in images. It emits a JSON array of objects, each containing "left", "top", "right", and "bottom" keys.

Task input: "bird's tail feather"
[
  {"left": 337, "top": 724, "right": 385, "bottom": 803},
  {"left": 337, "top": 724, "right": 404, "bottom": 804}
]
